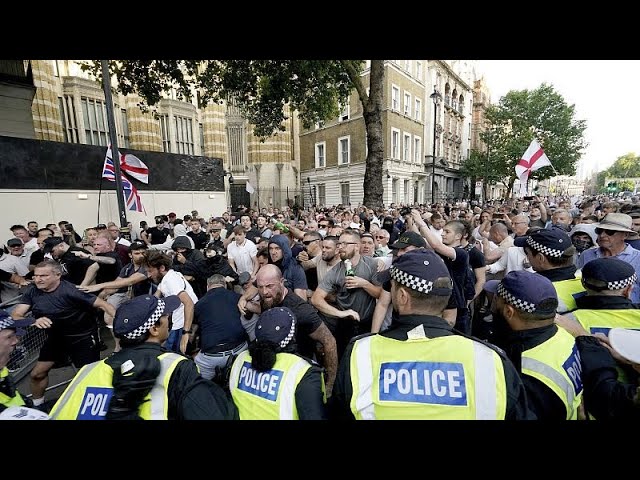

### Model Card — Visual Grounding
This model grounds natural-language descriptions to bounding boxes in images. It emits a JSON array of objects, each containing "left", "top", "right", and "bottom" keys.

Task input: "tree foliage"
[
  {"left": 469, "top": 83, "right": 587, "bottom": 197},
  {"left": 604, "top": 152, "right": 640, "bottom": 179},
  {"left": 82, "top": 60, "right": 387, "bottom": 208}
]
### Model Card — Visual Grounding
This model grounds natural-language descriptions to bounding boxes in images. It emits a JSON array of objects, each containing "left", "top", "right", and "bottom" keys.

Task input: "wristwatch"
[{"left": 182, "top": 329, "right": 192, "bottom": 334}]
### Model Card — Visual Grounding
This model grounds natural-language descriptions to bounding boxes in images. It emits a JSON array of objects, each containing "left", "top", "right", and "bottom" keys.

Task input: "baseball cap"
[
  {"left": 255, "top": 307, "right": 297, "bottom": 348},
  {"left": 390, "top": 231, "right": 427, "bottom": 249},
  {"left": 128, "top": 240, "right": 148, "bottom": 252},
  {"left": 513, "top": 228, "right": 573, "bottom": 258},
  {"left": 378, "top": 249, "right": 452, "bottom": 295},
  {"left": 0, "top": 310, "right": 35, "bottom": 337},
  {"left": 484, "top": 270, "right": 558, "bottom": 316},
  {"left": 42, "top": 237, "right": 64, "bottom": 254},
  {"left": 581, "top": 257, "right": 637, "bottom": 291},
  {"left": 167, "top": 212, "right": 177, "bottom": 218},
  {"left": 113, "top": 295, "right": 182, "bottom": 340},
  {"left": 96, "top": 224, "right": 107, "bottom": 230},
  {"left": 7, "top": 238, "right": 23, "bottom": 247},
  {"left": 608, "top": 328, "right": 640, "bottom": 364}
]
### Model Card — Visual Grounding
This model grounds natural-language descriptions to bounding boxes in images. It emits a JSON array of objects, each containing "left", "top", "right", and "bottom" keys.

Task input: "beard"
[{"left": 260, "top": 288, "right": 284, "bottom": 311}]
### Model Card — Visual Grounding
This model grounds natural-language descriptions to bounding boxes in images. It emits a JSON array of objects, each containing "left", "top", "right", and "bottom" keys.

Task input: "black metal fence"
[{"left": 232, "top": 186, "right": 307, "bottom": 211}]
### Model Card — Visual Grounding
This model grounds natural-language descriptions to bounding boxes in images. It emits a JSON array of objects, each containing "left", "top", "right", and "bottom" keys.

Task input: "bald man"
[{"left": 245, "top": 264, "right": 338, "bottom": 396}]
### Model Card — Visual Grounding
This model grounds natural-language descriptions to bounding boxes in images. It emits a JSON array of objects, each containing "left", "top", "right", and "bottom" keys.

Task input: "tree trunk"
[{"left": 361, "top": 61, "right": 384, "bottom": 209}]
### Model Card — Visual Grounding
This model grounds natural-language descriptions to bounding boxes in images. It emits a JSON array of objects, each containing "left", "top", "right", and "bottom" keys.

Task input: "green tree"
[
  {"left": 474, "top": 83, "right": 587, "bottom": 198},
  {"left": 605, "top": 153, "right": 640, "bottom": 179},
  {"left": 82, "top": 60, "right": 388, "bottom": 208}
]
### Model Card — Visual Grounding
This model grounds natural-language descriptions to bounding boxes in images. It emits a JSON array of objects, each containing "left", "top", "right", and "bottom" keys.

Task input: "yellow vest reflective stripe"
[
  {"left": 0, "top": 367, "right": 26, "bottom": 409},
  {"left": 49, "top": 352, "right": 185, "bottom": 420},
  {"left": 350, "top": 334, "right": 508, "bottom": 420},
  {"left": 553, "top": 278, "right": 585, "bottom": 314},
  {"left": 521, "top": 328, "right": 583, "bottom": 420},
  {"left": 229, "top": 350, "right": 311, "bottom": 420}
]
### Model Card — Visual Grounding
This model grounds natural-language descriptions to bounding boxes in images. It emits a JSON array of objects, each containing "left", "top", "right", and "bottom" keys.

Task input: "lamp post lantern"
[{"left": 430, "top": 89, "right": 442, "bottom": 205}]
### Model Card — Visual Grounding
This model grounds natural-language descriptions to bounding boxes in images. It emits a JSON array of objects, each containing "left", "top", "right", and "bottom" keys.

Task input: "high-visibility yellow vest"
[
  {"left": 229, "top": 351, "right": 316, "bottom": 420},
  {"left": 0, "top": 367, "right": 26, "bottom": 410},
  {"left": 573, "top": 308, "right": 640, "bottom": 384},
  {"left": 553, "top": 278, "right": 585, "bottom": 314},
  {"left": 49, "top": 352, "right": 185, "bottom": 420},
  {"left": 521, "top": 328, "right": 583, "bottom": 420},
  {"left": 349, "top": 334, "right": 508, "bottom": 419}
]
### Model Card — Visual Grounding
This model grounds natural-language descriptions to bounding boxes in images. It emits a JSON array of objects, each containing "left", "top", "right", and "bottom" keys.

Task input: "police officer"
[
  {"left": 0, "top": 311, "right": 33, "bottom": 411},
  {"left": 330, "top": 249, "right": 534, "bottom": 420},
  {"left": 561, "top": 258, "right": 640, "bottom": 384},
  {"left": 49, "top": 295, "right": 238, "bottom": 420},
  {"left": 228, "top": 307, "right": 327, "bottom": 420},
  {"left": 485, "top": 271, "right": 583, "bottom": 420},
  {"left": 514, "top": 229, "right": 584, "bottom": 314}
]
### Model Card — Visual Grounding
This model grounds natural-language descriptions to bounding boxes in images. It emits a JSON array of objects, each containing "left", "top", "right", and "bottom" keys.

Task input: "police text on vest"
[
  {"left": 77, "top": 387, "right": 113, "bottom": 420},
  {"left": 379, "top": 362, "right": 467, "bottom": 405},
  {"left": 237, "top": 361, "right": 283, "bottom": 401}
]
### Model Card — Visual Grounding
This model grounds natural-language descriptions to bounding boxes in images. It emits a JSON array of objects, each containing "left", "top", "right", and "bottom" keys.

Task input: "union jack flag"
[{"left": 102, "top": 147, "right": 145, "bottom": 213}]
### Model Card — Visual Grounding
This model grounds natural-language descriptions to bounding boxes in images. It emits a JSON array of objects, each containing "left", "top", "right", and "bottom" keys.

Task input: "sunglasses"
[
  {"left": 319, "top": 224, "right": 328, "bottom": 227},
  {"left": 595, "top": 228, "right": 619, "bottom": 236},
  {"left": 302, "top": 239, "right": 319, "bottom": 246}
]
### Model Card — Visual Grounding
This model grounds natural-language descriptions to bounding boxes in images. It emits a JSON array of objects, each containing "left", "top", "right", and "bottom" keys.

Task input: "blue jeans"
[{"left": 164, "top": 329, "right": 182, "bottom": 353}]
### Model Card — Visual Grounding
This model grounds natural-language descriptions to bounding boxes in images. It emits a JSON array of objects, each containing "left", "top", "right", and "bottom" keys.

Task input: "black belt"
[{"left": 202, "top": 341, "right": 247, "bottom": 357}]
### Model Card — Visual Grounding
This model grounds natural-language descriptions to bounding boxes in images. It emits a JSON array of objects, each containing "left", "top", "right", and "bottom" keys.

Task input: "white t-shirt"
[
  {"left": 157, "top": 269, "right": 198, "bottom": 330},
  {"left": 227, "top": 239, "right": 258, "bottom": 275}
]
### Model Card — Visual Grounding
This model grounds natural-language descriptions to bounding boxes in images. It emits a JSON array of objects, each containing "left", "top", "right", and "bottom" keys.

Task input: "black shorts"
[{"left": 38, "top": 330, "right": 100, "bottom": 368}]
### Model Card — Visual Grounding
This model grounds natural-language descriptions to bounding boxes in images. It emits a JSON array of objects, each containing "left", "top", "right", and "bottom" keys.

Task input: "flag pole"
[{"left": 101, "top": 60, "right": 128, "bottom": 229}]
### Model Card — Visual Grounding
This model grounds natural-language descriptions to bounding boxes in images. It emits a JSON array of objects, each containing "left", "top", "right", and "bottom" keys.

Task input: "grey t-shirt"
[{"left": 318, "top": 255, "right": 381, "bottom": 324}]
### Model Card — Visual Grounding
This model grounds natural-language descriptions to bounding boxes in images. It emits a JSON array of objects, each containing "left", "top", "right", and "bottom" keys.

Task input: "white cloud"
[{"left": 475, "top": 60, "right": 640, "bottom": 177}]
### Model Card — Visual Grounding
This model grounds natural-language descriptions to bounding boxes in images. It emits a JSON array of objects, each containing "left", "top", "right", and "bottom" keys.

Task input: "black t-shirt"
[
  {"left": 146, "top": 226, "right": 171, "bottom": 245},
  {"left": 279, "top": 292, "right": 323, "bottom": 359},
  {"left": 58, "top": 247, "right": 94, "bottom": 285},
  {"left": 187, "top": 230, "right": 209, "bottom": 250},
  {"left": 118, "top": 263, "right": 155, "bottom": 297},
  {"left": 29, "top": 249, "right": 45, "bottom": 268},
  {"left": 20, "top": 280, "right": 98, "bottom": 336},
  {"left": 439, "top": 247, "right": 469, "bottom": 310},
  {"left": 95, "top": 252, "right": 123, "bottom": 285}
]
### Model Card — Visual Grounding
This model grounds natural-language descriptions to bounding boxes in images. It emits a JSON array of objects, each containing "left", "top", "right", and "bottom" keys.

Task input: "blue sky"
[{"left": 475, "top": 60, "right": 640, "bottom": 177}]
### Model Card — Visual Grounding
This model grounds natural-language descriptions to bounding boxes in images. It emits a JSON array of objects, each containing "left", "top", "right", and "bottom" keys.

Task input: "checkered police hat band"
[
  {"left": 527, "top": 236, "right": 563, "bottom": 258},
  {"left": 0, "top": 318, "right": 15, "bottom": 330},
  {"left": 124, "top": 299, "right": 166, "bottom": 340},
  {"left": 281, "top": 312, "right": 296, "bottom": 349},
  {"left": 497, "top": 283, "right": 537, "bottom": 313},
  {"left": 390, "top": 266, "right": 434, "bottom": 294},
  {"left": 607, "top": 273, "right": 637, "bottom": 291}
]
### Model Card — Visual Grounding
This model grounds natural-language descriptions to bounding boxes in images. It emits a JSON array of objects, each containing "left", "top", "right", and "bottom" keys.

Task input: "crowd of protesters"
[{"left": 1, "top": 193, "right": 640, "bottom": 420}]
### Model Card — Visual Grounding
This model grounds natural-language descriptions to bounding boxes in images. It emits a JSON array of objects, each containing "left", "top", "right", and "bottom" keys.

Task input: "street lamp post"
[{"left": 430, "top": 89, "right": 442, "bottom": 205}]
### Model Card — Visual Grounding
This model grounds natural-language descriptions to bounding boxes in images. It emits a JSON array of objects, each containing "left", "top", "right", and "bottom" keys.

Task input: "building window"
[
  {"left": 81, "top": 97, "right": 109, "bottom": 146},
  {"left": 174, "top": 116, "right": 194, "bottom": 154},
  {"left": 60, "top": 95, "right": 79, "bottom": 143},
  {"left": 404, "top": 92, "right": 411, "bottom": 116},
  {"left": 199, "top": 123, "right": 205, "bottom": 155},
  {"left": 339, "top": 102, "right": 350, "bottom": 122},
  {"left": 403, "top": 133, "right": 411, "bottom": 161},
  {"left": 315, "top": 142, "right": 326, "bottom": 168},
  {"left": 391, "top": 85, "right": 400, "bottom": 111},
  {"left": 120, "top": 109, "right": 130, "bottom": 148},
  {"left": 414, "top": 136, "right": 422, "bottom": 163},
  {"left": 314, "top": 120, "right": 325, "bottom": 130},
  {"left": 159, "top": 114, "right": 170, "bottom": 152},
  {"left": 391, "top": 128, "right": 400, "bottom": 159},
  {"left": 404, "top": 180, "right": 410, "bottom": 204},
  {"left": 404, "top": 60, "right": 411, "bottom": 71},
  {"left": 415, "top": 97, "right": 422, "bottom": 122},
  {"left": 338, "top": 136, "right": 350, "bottom": 165},
  {"left": 318, "top": 184, "right": 326, "bottom": 206},
  {"left": 416, "top": 61, "right": 423, "bottom": 81},
  {"left": 341, "top": 182, "right": 350, "bottom": 206},
  {"left": 392, "top": 178, "right": 398, "bottom": 204}
]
